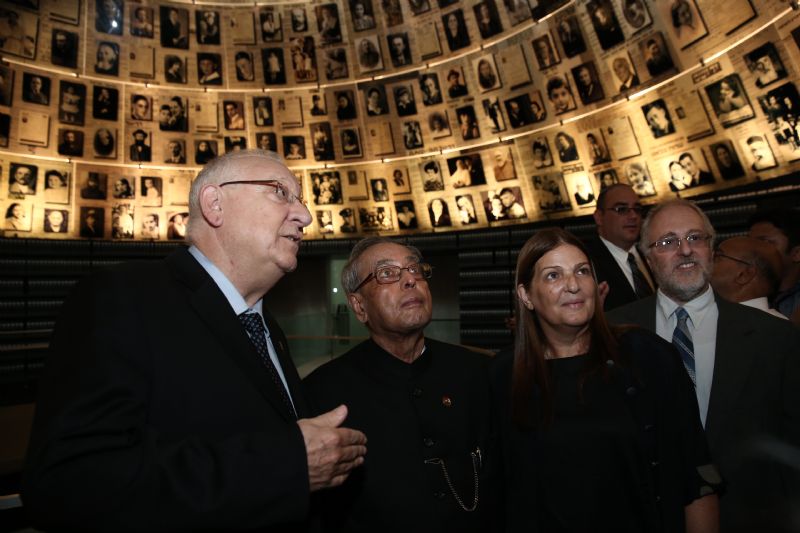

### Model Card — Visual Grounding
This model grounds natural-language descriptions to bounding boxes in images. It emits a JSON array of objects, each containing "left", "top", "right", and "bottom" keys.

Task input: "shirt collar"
[
  {"left": 656, "top": 284, "right": 715, "bottom": 327},
  {"left": 600, "top": 235, "right": 635, "bottom": 259},
  {"left": 188, "top": 245, "right": 262, "bottom": 317}
]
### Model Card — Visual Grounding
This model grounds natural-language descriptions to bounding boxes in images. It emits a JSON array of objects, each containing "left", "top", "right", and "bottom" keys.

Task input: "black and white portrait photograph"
[
  {"left": 420, "top": 160, "right": 444, "bottom": 191},
  {"left": 709, "top": 140, "right": 746, "bottom": 181},
  {"left": 158, "top": 95, "right": 188, "bottom": 132},
  {"left": 446, "top": 67, "right": 469, "bottom": 99},
  {"left": 608, "top": 51, "right": 640, "bottom": 93},
  {"left": 387, "top": 32, "right": 411, "bottom": 67},
  {"left": 93, "top": 86, "right": 118, "bottom": 121},
  {"left": 225, "top": 136, "right": 247, "bottom": 153},
  {"left": 311, "top": 122, "right": 335, "bottom": 161},
  {"left": 260, "top": 7, "right": 282, "bottom": 42},
  {"left": 316, "top": 210, "right": 334, "bottom": 234},
  {"left": 95, "top": 0, "right": 122, "bottom": 35},
  {"left": 22, "top": 73, "right": 50, "bottom": 105},
  {"left": 621, "top": 0, "right": 651, "bottom": 32},
  {"left": 234, "top": 51, "right": 255, "bottom": 82},
  {"left": 546, "top": 75, "right": 577, "bottom": 115},
  {"left": 0, "top": 113, "right": 8, "bottom": 147},
  {"left": 164, "top": 55, "right": 186, "bottom": 84},
  {"left": 196, "top": 10, "right": 221, "bottom": 45},
  {"left": 504, "top": 0, "right": 532, "bottom": 26},
  {"left": 79, "top": 207, "right": 104, "bottom": 238},
  {"left": 395, "top": 200, "right": 418, "bottom": 229},
  {"left": 128, "top": 129, "right": 151, "bottom": 162},
  {"left": 130, "top": 5, "right": 154, "bottom": 38},
  {"left": 456, "top": 105, "right": 480, "bottom": 140},
  {"left": 164, "top": 139, "right": 186, "bottom": 164},
  {"left": 312, "top": 171, "right": 343, "bottom": 204},
  {"left": 704, "top": 74, "right": 754, "bottom": 128},
  {"left": 455, "top": 194, "right": 478, "bottom": 225},
  {"left": 335, "top": 90, "right": 357, "bottom": 120},
  {"left": 112, "top": 203, "right": 135, "bottom": 239},
  {"left": 256, "top": 132, "right": 276, "bottom": 151},
  {"left": 160, "top": 6, "right": 189, "bottom": 49},
  {"left": 4, "top": 201, "right": 32, "bottom": 232},
  {"left": 566, "top": 173, "right": 597, "bottom": 207},
  {"left": 744, "top": 43, "right": 787, "bottom": 89},
  {"left": 364, "top": 85, "right": 389, "bottom": 116},
  {"left": 51, "top": 29, "right": 79, "bottom": 68},
  {"left": 531, "top": 135, "right": 553, "bottom": 169},
  {"left": 197, "top": 53, "right": 223, "bottom": 85},
  {"left": 359, "top": 205, "right": 393, "bottom": 231},
  {"left": 447, "top": 153, "right": 486, "bottom": 188},
  {"left": 402, "top": 120, "right": 423, "bottom": 149},
  {"left": 253, "top": 96, "right": 273, "bottom": 126},
  {"left": 532, "top": 33, "right": 560, "bottom": 70},
  {"left": 595, "top": 168, "right": 619, "bottom": 190},
  {"left": 58, "top": 129, "right": 83, "bottom": 157},
  {"left": 79, "top": 171, "right": 106, "bottom": 200},
  {"left": 8, "top": 163, "right": 37, "bottom": 196},
  {"left": 289, "top": 6, "right": 308, "bottom": 32},
  {"left": 93, "top": 128, "right": 116, "bottom": 159},
  {"left": 44, "top": 208, "right": 69, "bottom": 234},
  {"left": 140, "top": 212, "right": 160, "bottom": 239},
  {"left": 642, "top": 99, "right": 675, "bottom": 138},
  {"left": 474, "top": 54, "right": 502, "bottom": 93},
  {"left": 428, "top": 198, "right": 452, "bottom": 228},
  {"left": 556, "top": 15, "right": 586, "bottom": 58},
  {"left": 483, "top": 97, "right": 506, "bottom": 133},
  {"left": 310, "top": 93, "right": 327, "bottom": 116},
  {"left": 94, "top": 41, "right": 120, "bottom": 76},
  {"left": 659, "top": 0, "right": 707, "bottom": 50},
  {"left": 504, "top": 94, "right": 534, "bottom": 129},
  {"left": 442, "top": 9, "right": 470, "bottom": 52},
  {"left": 0, "top": 8, "right": 37, "bottom": 59},
  {"left": 370, "top": 177, "right": 389, "bottom": 201},
  {"left": 0, "top": 65, "right": 14, "bottom": 106},
  {"left": 289, "top": 37, "right": 317, "bottom": 82},
  {"left": 532, "top": 172, "right": 570, "bottom": 213},
  {"left": 429, "top": 110, "right": 451, "bottom": 138},
  {"left": 572, "top": 61, "right": 605, "bottom": 105},
  {"left": 58, "top": 81, "right": 86, "bottom": 126},
  {"left": 338, "top": 207, "right": 357, "bottom": 233},
  {"left": 323, "top": 47, "right": 348, "bottom": 80},
  {"left": 640, "top": 32, "right": 675, "bottom": 78},
  {"left": 663, "top": 149, "right": 714, "bottom": 191},
  {"left": 586, "top": 0, "right": 624, "bottom": 50},
  {"left": 351, "top": 0, "right": 377, "bottom": 32},
  {"left": 483, "top": 186, "right": 527, "bottom": 220},
  {"left": 757, "top": 82, "right": 800, "bottom": 158},
  {"left": 356, "top": 35, "right": 383, "bottom": 73},
  {"left": 283, "top": 135, "right": 306, "bottom": 160},
  {"left": 389, "top": 167, "right": 410, "bottom": 195},
  {"left": 420, "top": 73, "right": 443, "bottom": 105},
  {"left": 740, "top": 135, "right": 778, "bottom": 171},
  {"left": 316, "top": 3, "right": 342, "bottom": 46},
  {"left": 381, "top": 0, "right": 404, "bottom": 27},
  {"left": 112, "top": 176, "right": 135, "bottom": 200},
  {"left": 394, "top": 85, "right": 417, "bottom": 116},
  {"left": 585, "top": 130, "right": 611, "bottom": 165},
  {"left": 223, "top": 100, "right": 245, "bottom": 130},
  {"left": 262, "top": 48, "right": 287, "bottom": 84},
  {"left": 340, "top": 127, "right": 362, "bottom": 158},
  {"left": 474, "top": 0, "right": 503, "bottom": 39},
  {"left": 623, "top": 161, "right": 656, "bottom": 196},
  {"left": 554, "top": 131, "right": 579, "bottom": 163},
  {"left": 141, "top": 176, "right": 163, "bottom": 207},
  {"left": 194, "top": 140, "right": 217, "bottom": 164}
]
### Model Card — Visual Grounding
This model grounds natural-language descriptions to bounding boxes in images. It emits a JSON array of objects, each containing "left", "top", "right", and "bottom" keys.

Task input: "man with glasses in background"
[
  {"left": 584, "top": 183, "right": 654, "bottom": 310},
  {"left": 609, "top": 199, "right": 800, "bottom": 532},
  {"left": 24, "top": 150, "right": 367, "bottom": 531},
  {"left": 304, "top": 236, "right": 497, "bottom": 532}
]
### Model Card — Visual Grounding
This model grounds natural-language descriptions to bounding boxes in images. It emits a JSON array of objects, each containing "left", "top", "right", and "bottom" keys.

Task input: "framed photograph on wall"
[{"left": 704, "top": 74, "right": 754, "bottom": 128}]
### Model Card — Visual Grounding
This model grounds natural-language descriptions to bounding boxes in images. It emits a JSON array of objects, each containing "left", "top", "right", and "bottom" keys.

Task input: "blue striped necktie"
[
  {"left": 239, "top": 312, "right": 296, "bottom": 419},
  {"left": 672, "top": 307, "right": 696, "bottom": 386}
]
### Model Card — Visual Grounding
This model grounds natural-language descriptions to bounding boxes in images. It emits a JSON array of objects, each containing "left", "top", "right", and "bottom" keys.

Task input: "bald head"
[{"left": 711, "top": 236, "right": 783, "bottom": 303}]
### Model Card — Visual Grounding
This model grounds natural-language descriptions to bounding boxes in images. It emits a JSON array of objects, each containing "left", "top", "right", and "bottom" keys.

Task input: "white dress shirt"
[
  {"left": 188, "top": 246, "right": 295, "bottom": 407},
  {"left": 599, "top": 236, "right": 651, "bottom": 292},
  {"left": 655, "top": 285, "right": 718, "bottom": 427},
  {"left": 740, "top": 297, "right": 787, "bottom": 320}
]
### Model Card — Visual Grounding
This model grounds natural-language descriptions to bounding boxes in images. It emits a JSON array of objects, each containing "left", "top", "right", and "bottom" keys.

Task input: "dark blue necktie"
[
  {"left": 627, "top": 252, "right": 653, "bottom": 299},
  {"left": 672, "top": 307, "right": 696, "bottom": 386},
  {"left": 239, "top": 312, "right": 296, "bottom": 419}
]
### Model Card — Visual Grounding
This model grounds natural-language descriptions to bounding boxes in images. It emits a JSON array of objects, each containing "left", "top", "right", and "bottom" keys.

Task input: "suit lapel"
[
  {"left": 167, "top": 249, "right": 297, "bottom": 423},
  {"left": 262, "top": 310, "right": 310, "bottom": 418},
  {"left": 706, "top": 297, "right": 758, "bottom": 435}
]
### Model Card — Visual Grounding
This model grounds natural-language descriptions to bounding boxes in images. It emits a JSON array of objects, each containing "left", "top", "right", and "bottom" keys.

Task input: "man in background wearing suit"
[
  {"left": 609, "top": 199, "right": 800, "bottom": 532},
  {"left": 23, "top": 150, "right": 367, "bottom": 532},
  {"left": 584, "top": 184, "right": 654, "bottom": 310}
]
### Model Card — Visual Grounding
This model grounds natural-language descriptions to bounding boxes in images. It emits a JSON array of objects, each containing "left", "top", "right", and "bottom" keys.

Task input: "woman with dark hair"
[{"left": 493, "top": 228, "right": 720, "bottom": 532}]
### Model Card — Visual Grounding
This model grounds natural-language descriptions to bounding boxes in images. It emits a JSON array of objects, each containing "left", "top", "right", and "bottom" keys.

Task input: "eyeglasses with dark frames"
[
  {"left": 219, "top": 180, "right": 305, "bottom": 205},
  {"left": 648, "top": 232, "right": 712, "bottom": 253},
  {"left": 604, "top": 205, "right": 644, "bottom": 216},
  {"left": 354, "top": 262, "right": 433, "bottom": 292},
  {"left": 714, "top": 251, "right": 753, "bottom": 267}
]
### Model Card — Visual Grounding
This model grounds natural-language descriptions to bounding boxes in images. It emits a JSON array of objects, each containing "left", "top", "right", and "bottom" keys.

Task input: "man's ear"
[
  {"left": 790, "top": 244, "right": 800, "bottom": 264},
  {"left": 199, "top": 184, "right": 223, "bottom": 227},
  {"left": 348, "top": 292, "right": 369, "bottom": 324},
  {"left": 592, "top": 207, "right": 603, "bottom": 227},
  {"left": 736, "top": 265, "right": 757, "bottom": 287}
]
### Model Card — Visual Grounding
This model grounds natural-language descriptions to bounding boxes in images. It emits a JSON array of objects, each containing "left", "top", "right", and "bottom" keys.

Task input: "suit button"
[
  {"left": 412, "top": 387, "right": 423, "bottom": 398},
  {"left": 423, "top": 437, "right": 435, "bottom": 447}
]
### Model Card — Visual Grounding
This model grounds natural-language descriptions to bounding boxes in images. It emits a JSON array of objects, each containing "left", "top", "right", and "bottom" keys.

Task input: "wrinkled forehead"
[
  {"left": 361, "top": 242, "right": 420, "bottom": 270},
  {"left": 235, "top": 157, "right": 299, "bottom": 188}
]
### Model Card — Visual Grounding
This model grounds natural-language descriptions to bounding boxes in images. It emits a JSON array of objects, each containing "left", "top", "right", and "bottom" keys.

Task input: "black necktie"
[
  {"left": 627, "top": 252, "right": 653, "bottom": 299},
  {"left": 239, "top": 312, "right": 296, "bottom": 419}
]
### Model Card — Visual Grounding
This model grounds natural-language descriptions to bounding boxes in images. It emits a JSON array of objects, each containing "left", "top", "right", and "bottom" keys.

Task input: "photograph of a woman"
[{"left": 704, "top": 74, "right": 754, "bottom": 128}]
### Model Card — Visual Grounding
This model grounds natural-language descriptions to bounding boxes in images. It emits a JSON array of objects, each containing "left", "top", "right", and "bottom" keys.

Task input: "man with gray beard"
[{"left": 609, "top": 199, "right": 800, "bottom": 532}]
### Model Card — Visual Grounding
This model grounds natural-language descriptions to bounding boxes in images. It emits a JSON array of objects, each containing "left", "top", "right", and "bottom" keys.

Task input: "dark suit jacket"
[
  {"left": 608, "top": 294, "right": 800, "bottom": 532},
  {"left": 23, "top": 248, "right": 312, "bottom": 532},
  {"left": 584, "top": 236, "right": 641, "bottom": 311}
]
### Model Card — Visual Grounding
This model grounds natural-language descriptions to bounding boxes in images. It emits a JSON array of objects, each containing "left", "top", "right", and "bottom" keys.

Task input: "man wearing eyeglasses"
[
  {"left": 710, "top": 236, "right": 786, "bottom": 319},
  {"left": 304, "top": 237, "right": 496, "bottom": 532},
  {"left": 584, "top": 183, "right": 655, "bottom": 310},
  {"left": 24, "top": 150, "right": 368, "bottom": 531},
  {"left": 609, "top": 199, "right": 800, "bottom": 532}
]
